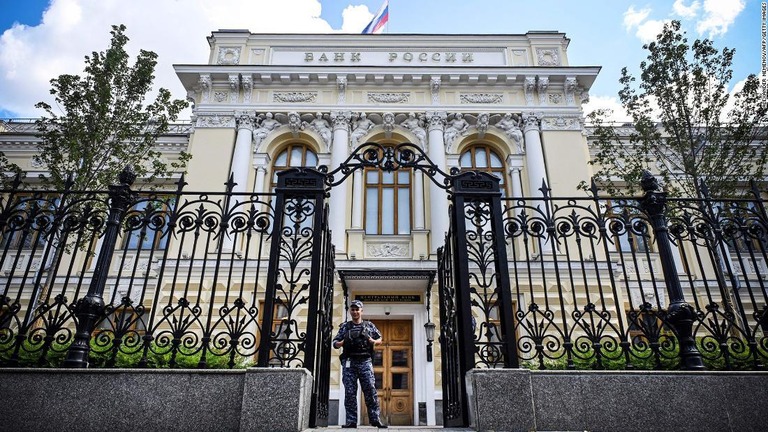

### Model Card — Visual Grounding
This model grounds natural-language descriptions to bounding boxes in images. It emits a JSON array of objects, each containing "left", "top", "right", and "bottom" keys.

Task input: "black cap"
[{"left": 350, "top": 300, "right": 363, "bottom": 309}]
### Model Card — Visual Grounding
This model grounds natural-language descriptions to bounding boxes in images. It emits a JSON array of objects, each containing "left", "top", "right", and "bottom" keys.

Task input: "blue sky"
[{"left": 0, "top": 0, "right": 761, "bottom": 120}]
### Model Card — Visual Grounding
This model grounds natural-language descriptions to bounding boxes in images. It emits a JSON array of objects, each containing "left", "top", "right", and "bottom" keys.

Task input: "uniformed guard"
[{"left": 332, "top": 300, "right": 388, "bottom": 429}]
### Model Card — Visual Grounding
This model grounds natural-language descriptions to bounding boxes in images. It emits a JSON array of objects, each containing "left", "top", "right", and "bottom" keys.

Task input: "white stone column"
[
  {"left": 224, "top": 111, "right": 255, "bottom": 252},
  {"left": 329, "top": 111, "right": 351, "bottom": 252},
  {"left": 510, "top": 167, "right": 523, "bottom": 199},
  {"left": 233, "top": 112, "right": 255, "bottom": 194},
  {"left": 351, "top": 170, "right": 364, "bottom": 230},
  {"left": 426, "top": 111, "right": 449, "bottom": 254},
  {"left": 413, "top": 172, "right": 425, "bottom": 230},
  {"left": 522, "top": 113, "right": 552, "bottom": 253},
  {"left": 252, "top": 154, "right": 271, "bottom": 194}
]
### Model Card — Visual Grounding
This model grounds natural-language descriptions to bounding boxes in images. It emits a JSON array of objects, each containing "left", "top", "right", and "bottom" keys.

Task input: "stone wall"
[
  {"left": 0, "top": 368, "right": 312, "bottom": 432},
  {"left": 466, "top": 369, "right": 768, "bottom": 432}
]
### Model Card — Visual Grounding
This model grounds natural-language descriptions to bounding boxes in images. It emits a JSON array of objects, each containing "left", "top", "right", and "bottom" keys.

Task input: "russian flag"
[{"left": 362, "top": 0, "right": 389, "bottom": 34}]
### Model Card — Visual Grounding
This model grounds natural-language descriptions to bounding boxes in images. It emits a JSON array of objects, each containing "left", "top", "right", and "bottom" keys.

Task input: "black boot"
[
  {"left": 370, "top": 420, "right": 388, "bottom": 429},
  {"left": 340, "top": 423, "right": 356, "bottom": 429}
]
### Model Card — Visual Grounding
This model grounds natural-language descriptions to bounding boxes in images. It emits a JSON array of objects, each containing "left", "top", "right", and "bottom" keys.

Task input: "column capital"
[
  {"left": 522, "top": 113, "right": 541, "bottom": 133},
  {"left": 425, "top": 111, "right": 447, "bottom": 132},
  {"left": 330, "top": 111, "right": 352, "bottom": 131},
  {"left": 235, "top": 110, "right": 256, "bottom": 131}
]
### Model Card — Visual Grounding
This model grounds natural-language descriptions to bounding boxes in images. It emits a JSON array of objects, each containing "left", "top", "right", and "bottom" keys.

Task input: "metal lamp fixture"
[{"left": 424, "top": 321, "right": 436, "bottom": 362}]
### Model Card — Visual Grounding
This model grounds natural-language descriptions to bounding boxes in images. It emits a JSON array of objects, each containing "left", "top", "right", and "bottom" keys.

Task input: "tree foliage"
[
  {"left": 34, "top": 24, "right": 190, "bottom": 191},
  {"left": 584, "top": 21, "right": 768, "bottom": 198}
]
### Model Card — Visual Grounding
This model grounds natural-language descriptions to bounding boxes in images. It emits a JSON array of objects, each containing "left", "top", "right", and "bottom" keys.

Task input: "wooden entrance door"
[{"left": 362, "top": 319, "right": 413, "bottom": 426}]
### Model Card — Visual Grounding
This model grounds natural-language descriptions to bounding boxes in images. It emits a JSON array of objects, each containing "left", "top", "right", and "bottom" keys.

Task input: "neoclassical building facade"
[{"left": 172, "top": 30, "right": 598, "bottom": 426}]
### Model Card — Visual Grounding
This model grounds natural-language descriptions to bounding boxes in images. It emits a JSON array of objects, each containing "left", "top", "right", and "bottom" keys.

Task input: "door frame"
[{"left": 336, "top": 303, "right": 436, "bottom": 426}]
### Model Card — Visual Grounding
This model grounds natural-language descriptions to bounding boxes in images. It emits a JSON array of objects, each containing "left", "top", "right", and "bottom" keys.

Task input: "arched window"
[
  {"left": 270, "top": 144, "right": 318, "bottom": 189},
  {"left": 459, "top": 144, "right": 507, "bottom": 195}
]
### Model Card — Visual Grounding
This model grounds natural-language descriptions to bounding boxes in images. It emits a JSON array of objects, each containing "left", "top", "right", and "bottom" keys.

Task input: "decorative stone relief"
[
  {"left": 196, "top": 113, "right": 235, "bottom": 128},
  {"left": 523, "top": 76, "right": 536, "bottom": 106},
  {"left": 235, "top": 111, "right": 255, "bottom": 131},
  {"left": 443, "top": 113, "right": 470, "bottom": 150},
  {"left": 287, "top": 112, "right": 304, "bottom": 137},
  {"left": 537, "top": 76, "right": 549, "bottom": 106},
  {"left": 337, "top": 77, "right": 347, "bottom": 104},
  {"left": 579, "top": 89, "right": 590, "bottom": 104},
  {"left": 217, "top": 47, "right": 241, "bottom": 65},
  {"left": 493, "top": 113, "right": 524, "bottom": 153},
  {"left": 522, "top": 113, "right": 540, "bottom": 133},
  {"left": 475, "top": 112, "right": 489, "bottom": 139},
  {"left": 303, "top": 113, "right": 332, "bottom": 148},
  {"left": 214, "top": 91, "right": 228, "bottom": 103},
  {"left": 382, "top": 112, "right": 396, "bottom": 138},
  {"left": 368, "top": 92, "right": 410, "bottom": 104},
  {"left": 330, "top": 110, "right": 352, "bottom": 131},
  {"left": 425, "top": 111, "right": 447, "bottom": 132},
  {"left": 564, "top": 77, "right": 578, "bottom": 106},
  {"left": 541, "top": 116, "right": 582, "bottom": 131},
  {"left": 536, "top": 48, "right": 560, "bottom": 66},
  {"left": 366, "top": 242, "right": 410, "bottom": 258},
  {"left": 399, "top": 113, "right": 426, "bottom": 148},
  {"left": 198, "top": 74, "right": 211, "bottom": 103},
  {"left": 548, "top": 93, "right": 563, "bottom": 105},
  {"left": 350, "top": 112, "right": 374, "bottom": 148},
  {"left": 228, "top": 74, "right": 239, "bottom": 104},
  {"left": 430, "top": 77, "right": 441, "bottom": 105},
  {"left": 273, "top": 92, "right": 317, "bottom": 103},
  {"left": 459, "top": 93, "right": 503, "bottom": 104},
  {"left": 253, "top": 113, "right": 281, "bottom": 147},
  {"left": 241, "top": 76, "right": 253, "bottom": 104}
]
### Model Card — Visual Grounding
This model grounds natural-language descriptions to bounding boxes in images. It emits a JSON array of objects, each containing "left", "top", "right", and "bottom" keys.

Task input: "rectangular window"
[{"left": 364, "top": 168, "right": 412, "bottom": 235}]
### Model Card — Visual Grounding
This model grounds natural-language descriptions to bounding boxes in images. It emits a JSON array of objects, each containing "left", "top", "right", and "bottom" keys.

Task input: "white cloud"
[
  {"left": 622, "top": 6, "right": 667, "bottom": 44},
  {"left": 695, "top": 0, "right": 745, "bottom": 38},
  {"left": 623, "top": 6, "right": 652, "bottom": 31},
  {"left": 672, "top": 0, "right": 700, "bottom": 19},
  {"left": 583, "top": 95, "right": 632, "bottom": 124},
  {"left": 635, "top": 19, "right": 669, "bottom": 43},
  {"left": 0, "top": 0, "right": 374, "bottom": 118}
]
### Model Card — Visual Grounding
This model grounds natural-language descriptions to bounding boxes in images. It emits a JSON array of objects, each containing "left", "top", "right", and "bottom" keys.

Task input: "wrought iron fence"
[
  {"left": 496, "top": 177, "right": 768, "bottom": 371},
  {"left": 0, "top": 167, "right": 337, "bottom": 373}
]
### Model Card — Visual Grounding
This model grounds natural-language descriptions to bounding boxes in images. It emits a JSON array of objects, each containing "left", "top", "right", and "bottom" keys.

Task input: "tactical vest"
[{"left": 341, "top": 321, "right": 373, "bottom": 359}]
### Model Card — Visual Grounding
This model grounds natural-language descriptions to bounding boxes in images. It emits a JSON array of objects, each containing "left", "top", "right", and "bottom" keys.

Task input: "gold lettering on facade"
[
  {"left": 304, "top": 53, "right": 313, "bottom": 61},
  {"left": 389, "top": 52, "right": 398, "bottom": 61},
  {"left": 432, "top": 53, "right": 441, "bottom": 61},
  {"left": 445, "top": 53, "right": 456, "bottom": 62},
  {"left": 419, "top": 53, "right": 428, "bottom": 61},
  {"left": 350, "top": 52, "right": 361, "bottom": 61},
  {"left": 334, "top": 52, "right": 344, "bottom": 61},
  {"left": 319, "top": 53, "right": 329, "bottom": 62},
  {"left": 403, "top": 53, "right": 413, "bottom": 61},
  {"left": 462, "top": 53, "right": 474, "bottom": 62}
]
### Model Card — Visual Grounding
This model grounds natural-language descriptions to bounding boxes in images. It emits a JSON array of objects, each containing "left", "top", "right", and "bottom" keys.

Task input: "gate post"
[
  {"left": 256, "top": 168, "right": 330, "bottom": 425},
  {"left": 638, "top": 171, "right": 704, "bottom": 370},
  {"left": 445, "top": 171, "right": 518, "bottom": 425},
  {"left": 63, "top": 166, "right": 136, "bottom": 368}
]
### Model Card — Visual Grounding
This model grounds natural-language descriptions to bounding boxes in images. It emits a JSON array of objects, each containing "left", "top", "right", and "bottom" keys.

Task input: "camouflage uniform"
[{"left": 334, "top": 320, "right": 382, "bottom": 425}]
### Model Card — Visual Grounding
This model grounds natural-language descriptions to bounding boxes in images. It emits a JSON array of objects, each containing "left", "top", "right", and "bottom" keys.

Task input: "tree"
[
  {"left": 34, "top": 24, "right": 190, "bottom": 191},
  {"left": 584, "top": 20, "right": 767, "bottom": 198}
]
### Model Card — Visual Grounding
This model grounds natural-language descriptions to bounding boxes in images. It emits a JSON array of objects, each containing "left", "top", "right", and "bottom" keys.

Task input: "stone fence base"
[
  {"left": 466, "top": 369, "right": 768, "bottom": 432},
  {"left": 0, "top": 368, "right": 312, "bottom": 432}
]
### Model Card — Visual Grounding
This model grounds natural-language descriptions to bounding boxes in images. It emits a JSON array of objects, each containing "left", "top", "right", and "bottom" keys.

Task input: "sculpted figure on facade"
[
  {"left": 304, "top": 112, "right": 332, "bottom": 147},
  {"left": 443, "top": 113, "right": 469, "bottom": 148},
  {"left": 495, "top": 113, "right": 524, "bottom": 153},
  {"left": 400, "top": 113, "right": 427, "bottom": 148},
  {"left": 253, "top": 113, "right": 281, "bottom": 147},
  {"left": 350, "top": 113, "right": 375, "bottom": 147}
]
